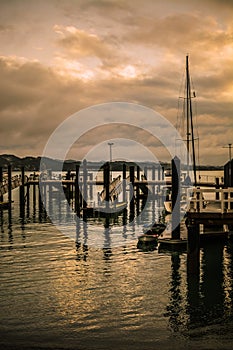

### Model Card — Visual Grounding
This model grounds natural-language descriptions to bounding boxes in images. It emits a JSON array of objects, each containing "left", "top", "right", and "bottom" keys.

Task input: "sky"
[{"left": 0, "top": 0, "right": 232, "bottom": 165}]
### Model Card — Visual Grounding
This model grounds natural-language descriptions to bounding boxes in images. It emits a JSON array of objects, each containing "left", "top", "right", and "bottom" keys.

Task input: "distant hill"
[
  {"left": 0, "top": 154, "right": 79, "bottom": 171},
  {"left": 0, "top": 154, "right": 41, "bottom": 171},
  {"left": 0, "top": 154, "right": 224, "bottom": 172}
]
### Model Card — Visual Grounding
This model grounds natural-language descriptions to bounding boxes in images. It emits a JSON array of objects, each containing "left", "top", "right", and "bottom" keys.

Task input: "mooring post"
[
  {"left": 144, "top": 166, "right": 148, "bottom": 180},
  {"left": 38, "top": 172, "right": 44, "bottom": 216},
  {"left": 157, "top": 165, "right": 161, "bottom": 201},
  {"left": 136, "top": 165, "right": 140, "bottom": 200},
  {"left": 33, "top": 172, "right": 36, "bottom": 214},
  {"left": 172, "top": 156, "right": 180, "bottom": 239},
  {"left": 66, "top": 170, "right": 71, "bottom": 204},
  {"left": 26, "top": 183, "right": 30, "bottom": 217},
  {"left": 122, "top": 163, "right": 127, "bottom": 202},
  {"left": 215, "top": 177, "right": 220, "bottom": 201},
  {"left": 8, "top": 165, "right": 12, "bottom": 206},
  {"left": 187, "top": 219, "right": 200, "bottom": 275},
  {"left": 89, "top": 173, "right": 93, "bottom": 200},
  {"left": 152, "top": 165, "right": 155, "bottom": 197},
  {"left": 129, "top": 166, "right": 135, "bottom": 218},
  {"left": 75, "top": 164, "right": 80, "bottom": 215},
  {"left": 20, "top": 166, "right": 25, "bottom": 218},
  {"left": 83, "top": 159, "right": 88, "bottom": 209},
  {"left": 161, "top": 166, "right": 164, "bottom": 181},
  {"left": 104, "top": 162, "right": 110, "bottom": 209},
  {"left": 0, "top": 166, "right": 3, "bottom": 202},
  {"left": 135, "top": 165, "right": 140, "bottom": 214}
]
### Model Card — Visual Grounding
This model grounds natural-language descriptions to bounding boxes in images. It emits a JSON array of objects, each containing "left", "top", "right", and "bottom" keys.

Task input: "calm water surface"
[{"left": 1, "top": 173, "right": 233, "bottom": 350}]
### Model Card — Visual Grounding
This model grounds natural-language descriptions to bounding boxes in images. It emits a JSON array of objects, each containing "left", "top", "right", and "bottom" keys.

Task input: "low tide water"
[{"left": 1, "top": 171, "right": 233, "bottom": 350}]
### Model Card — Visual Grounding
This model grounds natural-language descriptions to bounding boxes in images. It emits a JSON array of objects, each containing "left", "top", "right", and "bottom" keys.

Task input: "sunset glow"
[{"left": 0, "top": 0, "right": 232, "bottom": 165}]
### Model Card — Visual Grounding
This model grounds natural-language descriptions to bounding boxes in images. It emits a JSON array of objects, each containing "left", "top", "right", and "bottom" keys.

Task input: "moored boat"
[
  {"left": 0, "top": 201, "right": 13, "bottom": 210},
  {"left": 163, "top": 55, "right": 207, "bottom": 214},
  {"left": 137, "top": 232, "right": 159, "bottom": 250},
  {"left": 143, "top": 222, "right": 166, "bottom": 235}
]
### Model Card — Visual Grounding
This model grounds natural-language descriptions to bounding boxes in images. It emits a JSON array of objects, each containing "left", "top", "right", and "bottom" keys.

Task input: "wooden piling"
[
  {"left": 122, "top": 163, "right": 127, "bottom": 203},
  {"left": 33, "top": 176, "right": 36, "bottom": 214},
  {"left": 129, "top": 166, "right": 135, "bottom": 219},
  {"left": 0, "top": 166, "right": 3, "bottom": 202},
  {"left": 38, "top": 178, "right": 44, "bottom": 215},
  {"left": 19, "top": 166, "right": 25, "bottom": 218},
  {"left": 8, "top": 165, "right": 12, "bottom": 206},
  {"left": 83, "top": 159, "right": 88, "bottom": 209},
  {"left": 89, "top": 173, "right": 93, "bottom": 199},
  {"left": 104, "top": 162, "right": 110, "bottom": 209},
  {"left": 144, "top": 166, "right": 148, "bottom": 180},
  {"left": 129, "top": 166, "right": 135, "bottom": 199},
  {"left": 26, "top": 183, "right": 30, "bottom": 217},
  {"left": 75, "top": 164, "right": 80, "bottom": 215},
  {"left": 152, "top": 165, "right": 155, "bottom": 197},
  {"left": 215, "top": 177, "right": 220, "bottom": 200},
  {"left": 172, "top": 156, "right": 180, "bottom": 239},
  {"left": 136, "top": 165, "right": 140, "bottom": 213},
  {"left": 187, "top": 220, "right": 200, "bottom": 275},
  {"left": 66, "top": 170, "right": 71, "bottom": 204}
]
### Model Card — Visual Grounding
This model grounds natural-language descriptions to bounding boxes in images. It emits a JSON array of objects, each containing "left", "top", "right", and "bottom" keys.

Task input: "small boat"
[
  {"left": 143, "top": 222, "right": 166, "bottom": 235},
  {"left": 94, "top": 201, "right": 127, "bottom": 217},
  {"left": 163, "top": 55, "right": 207, "bottom": 214},
  {"left": 137, "top": 233, "right": 159, "bottom": 250},
  {"left": 0, "top": 201, "right": 13, "bottom": 210},
  {"left": 137, "top": 222, "right": 166, "bottom": 250}
]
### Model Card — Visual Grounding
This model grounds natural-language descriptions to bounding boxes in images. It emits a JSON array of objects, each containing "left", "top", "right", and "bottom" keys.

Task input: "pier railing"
[
  {"left": 0, "top": 175, "right": 28, "bottom": 196},
  {"left": 190, "top": 187, "right": 233, "bottom": 213},
  {"left": 100, "top": 175, "right": 122, "bottom": 201}
]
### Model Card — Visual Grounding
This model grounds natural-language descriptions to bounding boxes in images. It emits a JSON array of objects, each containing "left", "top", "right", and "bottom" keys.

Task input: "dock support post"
[
  {"left": 20, "top": 166, "right": 25, "bottom": 218},
  {"left": 0, "top": 166, "right": 3, "bottom": 202},
  {"left": 136, "top": 165, "right": 140, "bottom": 200},
  {"left": 66, "top": 170, "right": 71, "bottom": 204},
  {"left": 152, "top": 165, "right": 155, "bottom": 197},
  {"left": 8, "top": 165, "right": 12, "bottom": 207},
  {"left": 144, "top": 166, "right": 148, "bottom": 180},
  {"left": 129, "top": 166, "right": 135, "bottom": 219},
  {"left": 157, "top": 165, "right": 161, "bottom": 201},
  {"left": 215, "top": 177, "right": 220, "bottom": 200},
  {"left": 122, "top": 163, "right": 127, "bottom": 203},
  {"left": 75, "top": 164, "right": 80, "bottom": 215},
  {"left": 161, "top": 166, "right": 164, "bottom": 181},
  {"left": 187, "top": 220, "right": 200, "bottom": 275},
  {"left": 136, "top": 165, "right": 140, "bottom": 214},
  {"left": 26, "top": 183, "right": 30, "bottom": 217},
  {"left": 89, "top": 173, "right": 93, "bottom": 200},
  {"left": 104, "top": 162, "right": 110, "bottom": 209},
  {"left": 172, "top": 156, "right": 180, "bottom": 239},
  {"left": 33, "top": 174, "right": 36, "bottom": 215},
  {"left": 83, "top": 159, "right": 88, "bottom": 209}
]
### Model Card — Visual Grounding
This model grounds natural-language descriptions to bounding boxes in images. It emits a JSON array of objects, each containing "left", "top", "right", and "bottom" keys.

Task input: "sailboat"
[{"left": 164, "top": 55, "right": 205, "bottom": 214}]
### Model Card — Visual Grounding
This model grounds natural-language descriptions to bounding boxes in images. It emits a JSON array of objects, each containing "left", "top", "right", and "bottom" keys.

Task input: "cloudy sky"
[{"left": 0, "top": 0, "right": 232, "bottom": 165}]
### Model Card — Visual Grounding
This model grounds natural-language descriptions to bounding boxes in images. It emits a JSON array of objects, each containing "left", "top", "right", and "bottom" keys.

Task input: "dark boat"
[
  {"left": 137, "top": 222, "right": 166, "bottom": 250},
  {"left": 0, "top": 201, "right": 13, "bottom": 210},
  {"left": 143, "top": 222, "right": 166, "bottom": 235},
  {"left": 163, "top": 55, "right": 206, "bottom": 213},
  {"left": 137, "top": 233, "right": 159, "bottom": 251}
]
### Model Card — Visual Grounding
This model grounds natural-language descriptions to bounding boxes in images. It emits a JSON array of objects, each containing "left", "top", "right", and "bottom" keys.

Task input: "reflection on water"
[
  {"left": 0, "top": 193, "right": 233, "bottom": 349},
  {"left": 165, "top": 253, "right": 186, "bottom": 333}
]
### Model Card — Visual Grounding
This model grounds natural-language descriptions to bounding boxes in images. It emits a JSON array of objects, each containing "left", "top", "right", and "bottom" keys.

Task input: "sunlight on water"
[{"left": 1, "top": 171, "right": 233, "bottom": 350}]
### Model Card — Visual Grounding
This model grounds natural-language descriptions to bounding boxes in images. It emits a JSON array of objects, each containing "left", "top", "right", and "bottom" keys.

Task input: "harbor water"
[{"left": 1, "top": 170, "right": 233, "bottom": 350}]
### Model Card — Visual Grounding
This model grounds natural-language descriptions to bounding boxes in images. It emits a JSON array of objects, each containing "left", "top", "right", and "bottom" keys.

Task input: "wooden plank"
[{"left": 187, "top": 211, "right": 233, "bottom": 225}]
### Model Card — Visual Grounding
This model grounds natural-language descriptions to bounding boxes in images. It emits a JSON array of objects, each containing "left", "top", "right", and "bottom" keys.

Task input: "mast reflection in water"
[{"left": 1, "top": 193, "right": 233, "bottom": 350}]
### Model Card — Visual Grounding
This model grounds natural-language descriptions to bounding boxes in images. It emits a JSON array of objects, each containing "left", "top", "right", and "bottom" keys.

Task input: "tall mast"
[
  {"left": 186, "top": 55, "right": 190, "bottom": 175},
  {"left": 186, "top": 55, "right": 197, "bottom": 185}
]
